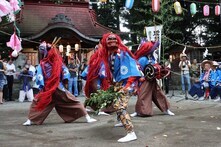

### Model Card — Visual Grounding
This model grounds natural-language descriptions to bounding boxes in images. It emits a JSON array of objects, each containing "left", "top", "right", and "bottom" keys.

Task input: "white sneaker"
[
  {"left": 23, "top": 119, "right": 32, "bottom": 126},
  {"left": 214, "top": 97, "right": 220, "bottom": 102},
  {"left": 117, "top": 132, "right": 137, "bottom": 143},
  {"left": 165, "top": 109, "right": 175, "bottom": 116},
  {"left": 198, "top": 97, "right": 205, "bottom": 101},
  {"left": 114, "top": 122, "right": 123, "bottom": 127},
  {"left": 130, "top": 112, "right": 137, "bottom": 117},
  {"left": 98, "top": 111, "right": 110, "bottom": 116},
  {"left": 86, "top": 118, "right": 97, "bottom": 123}
]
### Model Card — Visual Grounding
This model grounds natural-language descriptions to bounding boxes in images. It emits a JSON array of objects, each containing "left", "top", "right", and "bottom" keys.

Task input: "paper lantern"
[
  {"left": 59, "top": 45, "right": 63, "bottom": 53},
  {"left": 152, "top": 0, "right": 160, "bottom": 13},
  {"left": 215, "top": 5, "right": 220, "bottom": 16},
  {"left": 203, "top": 5, "right": 210, "bottom": 16},
  {"left": 174, "top": 1, "right": 182, "bottom": 15},
  {"left": 66, "top": 45, "right": 71, "bottom": 53},
  {"left": 125, "top": 0, "right": 134, "bottom": 9},
  {"left": 11, "top": 50, "right": 18, "bottom": 57},
  {"left": 190, "top": 3, "right": 197, "bottom": 16},
  {"left": 75, "top": 44, "right": 79, "bottom": 51}
]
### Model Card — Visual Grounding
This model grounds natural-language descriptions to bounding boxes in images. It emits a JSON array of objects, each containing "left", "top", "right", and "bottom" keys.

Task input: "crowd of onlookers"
[
  {"left": 0, "top": 51, "right": 221, "bottom": 104},
  {"left": 178, "top": 53, "right": 221, "bottom": 102},
  {"left": 0, "top": 54, "right": 88, "bottom": 104}
]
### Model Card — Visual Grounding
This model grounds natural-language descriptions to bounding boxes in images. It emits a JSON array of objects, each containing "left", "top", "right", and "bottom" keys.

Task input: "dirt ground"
[{"left": 0, "top": 91, "right": 221, "bottom": 147}]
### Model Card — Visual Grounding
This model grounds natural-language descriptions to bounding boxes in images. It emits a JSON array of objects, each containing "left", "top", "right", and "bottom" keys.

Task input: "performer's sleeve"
[
  {"left": 124, "top": 77, "right": 137, "bottom": 89},
  {"left": 99, "top": 63, "right": 106, "bottom": 79},
  {"left": 35, "top": 65, "right": 44, "bottom": 89},
  {"left": 62, "top": 65, "right": 70, "bottom": 80},
  {"left": 138, "top": 57, "right": 148, "bottom": 70}
]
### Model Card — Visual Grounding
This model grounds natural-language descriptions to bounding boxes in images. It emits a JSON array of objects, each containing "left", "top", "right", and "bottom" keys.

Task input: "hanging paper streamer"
[
  {"left": 6, "top": 33, "right": 22, "bottom": 52},
  {"left": 145, "top": 25, "right": 163, "bottom": 62},
  {"left": 10, "top": 0, "right": 21, "bottom": 12},
  {"left": 125, "top": 0, "right": 134, "bottom": 9},
  {"left": 190, "top": 3, "right": 197, "bottom": 16},
  {"left": 203, "top": 48, "right": 208, "bottom": 58},
  {"left": 0, "top": 0, "right": 13, "bottom": 20},
  {"left": 152, "top": 0, "right": 160, "bottom": 13},
  {"left": 174, "top": 1, "right": 182, "bottom": 15},
  {"left": 203, "top": 5, "right": 210, "bottom": 16},
  {"left": 215, "top": 5, "right": 220, "bottom": 16}
]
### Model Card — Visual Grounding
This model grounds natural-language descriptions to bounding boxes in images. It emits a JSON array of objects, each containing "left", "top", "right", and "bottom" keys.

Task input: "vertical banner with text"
[{"left": 145, "top": 25, "right": 163, "bottom": 62}]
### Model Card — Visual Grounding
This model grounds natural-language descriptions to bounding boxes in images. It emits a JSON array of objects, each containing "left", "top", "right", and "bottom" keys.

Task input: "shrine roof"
[{"left": 18, "top": 2, "right": 112, "bottom": 40}]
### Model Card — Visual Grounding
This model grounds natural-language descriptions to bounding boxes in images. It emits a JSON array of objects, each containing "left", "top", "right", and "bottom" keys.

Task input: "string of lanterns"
[
  {"left": 124, "top": 0, "right": 221, "bottom": 17},
  {"left": 58, "top": 44, "right": 80, "bottom": 57}
]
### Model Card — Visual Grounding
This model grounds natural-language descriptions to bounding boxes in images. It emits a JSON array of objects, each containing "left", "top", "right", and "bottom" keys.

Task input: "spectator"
[
  {"left": 2, "top": 58, "right": 8, "bottom": 101},
  {"left": 189, "top": 60, "right": 213, "bottom": 100},
  {"left": 5, "top": 59, "right": 16, "bottom": 101},
  {"left": 0, "top": 55, "right": 7, "bottom": 104},
  {"left": 26, "top": 59, "right": 36, "bottom": 75},
  {"left": 67, "top": 56, "right": 80, "bottom": 97},
  {"left": 26, "top": 59, "right": 36, "bottom": 87},
  {"left": 79, "top": 58, "right": 88, "bottom": 96},
  {"left": 210, "top": 61, "right": 220, "bottom": 101},
  {"left": 18, "top": 64, "right": 34, "bottom": 102},
  {"left": 190, "top": 59, "right": 200, "bottom": 81},
  {"left": 179, "top": 53, "right": 191, "bottom": 94},
  {"left": 164, "top": 60, "right": 171, "bottom": 94}
]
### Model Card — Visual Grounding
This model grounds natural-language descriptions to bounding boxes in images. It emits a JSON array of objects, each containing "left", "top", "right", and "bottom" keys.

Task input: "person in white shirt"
[
  {"left": 179, "top": 53, "right": 191, "bottom": 94},
  {"left": 6, "top": 59, "right": 16, "bottom": 101}
]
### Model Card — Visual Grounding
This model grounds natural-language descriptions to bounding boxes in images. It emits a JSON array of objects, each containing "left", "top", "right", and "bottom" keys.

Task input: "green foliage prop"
[{"left": 85, "top": 85, "right": 123, "bottom": 113}]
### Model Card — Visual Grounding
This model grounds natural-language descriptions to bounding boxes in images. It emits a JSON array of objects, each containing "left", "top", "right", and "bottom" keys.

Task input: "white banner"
[{"left": 145, "top": 25, "right": 163, "bottom": 62}]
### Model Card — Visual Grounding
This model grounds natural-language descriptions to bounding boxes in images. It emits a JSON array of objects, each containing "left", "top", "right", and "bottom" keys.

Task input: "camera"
[{"left": 182, "top": 65, "right": 186, "bottom": 68}]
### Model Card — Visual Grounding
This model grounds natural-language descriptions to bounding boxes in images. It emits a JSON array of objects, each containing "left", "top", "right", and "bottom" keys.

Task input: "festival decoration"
[
  {"left": 9, "top": 0, "right": 21, "bottom": 12},
  {"left": 190, "top": 3, "right": 197, "bottom": 16},
  {"left": 11, "top": 50, "right": 18, "bottom": 57},
  {"left": 0, "top": 0, "right": 13, "bottom": 21},
  {"left": 59, "top": 45, "right": 63, "bottom": 53},
  {"left": 125, "top": 0, "right": 134, "bottom": 9},
  {"left": 75, "top": 43, "right": 79, "bottom": 51},
  {"left": 203, "top": 5, "right": 210, "bottom": 16},
  {"left": 203, "top": 48, "right": 208, "bottom": 58},
  {"left": 215, "top": 5, "right": 220, "bottom": 16},
  {"left": 152, "top": 0, "right": 160, "bottom": 13},
  {"left": 6, "top": 33, "right": 22, "bottom": 52},
  {"left": 66, "top": 45, "right": 71, "bottom": 53},
  {"left": 174, "top": 1, "right": 182, "bottom": 15}
]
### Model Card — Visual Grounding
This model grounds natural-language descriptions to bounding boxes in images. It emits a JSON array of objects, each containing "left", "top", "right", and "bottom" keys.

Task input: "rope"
[
  {"left": 1, "top": 29, "right": 221, "bottom": 50},
  {"left": 179, "top": 0, "right": 221, "bottom": 5}
]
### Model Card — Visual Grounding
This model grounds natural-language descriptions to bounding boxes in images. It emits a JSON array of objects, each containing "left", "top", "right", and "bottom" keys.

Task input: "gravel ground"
[{"left": 0, "top": 91, "right": 221, "bottom": 147}]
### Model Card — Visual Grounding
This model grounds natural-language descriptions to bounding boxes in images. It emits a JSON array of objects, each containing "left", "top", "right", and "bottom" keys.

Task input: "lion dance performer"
[
  {"left": 23, "top": 41, "right": 96, "bottom": 126},
  {"left": 130, "top": 41, "right": 175, "bottom": 117},
  {"left": 85, "top": 33, "right": 142, "bottom": 142}
]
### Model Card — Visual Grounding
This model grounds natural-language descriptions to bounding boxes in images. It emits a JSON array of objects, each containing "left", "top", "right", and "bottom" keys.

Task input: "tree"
[
  {"left": 94, "top": 0, "right": 124, "bottom": 30},
  {"left": 121, "top": 0, "right": 185, "bottom": 58}
]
